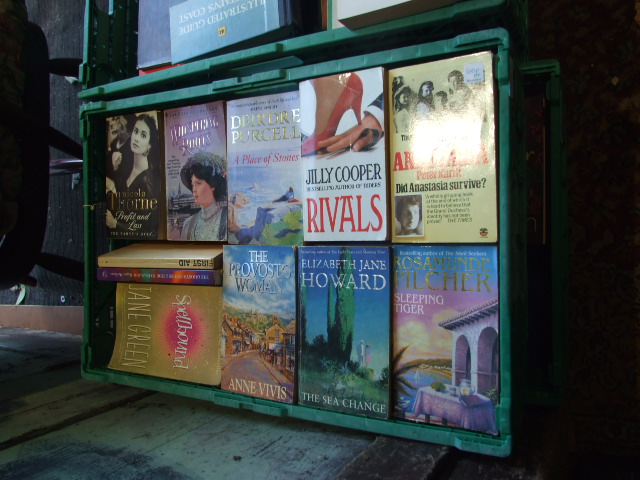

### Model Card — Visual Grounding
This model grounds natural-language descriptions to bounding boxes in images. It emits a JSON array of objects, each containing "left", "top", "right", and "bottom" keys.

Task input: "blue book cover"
[
  {"left": 221, "top": 245, "right": 297, "bottom": 403},
  {"left": 392, "top": 245, "right": 499, "bottom": 435},
  {"left": 170, "top": 0, "right": 300, "bottom": 63},
  {"left": 298, "top": 246, "right": 391, "bottom": 419}
]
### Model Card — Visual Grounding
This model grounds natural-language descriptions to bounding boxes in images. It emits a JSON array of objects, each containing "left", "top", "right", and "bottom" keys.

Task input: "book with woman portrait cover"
[
  {"left": 164, "top": 101, "right": 228, "bottom": 242},
  {"left": 389, "top": 51, "right": 497, "bottom": 243},
  {"left": 298, "top": 246, "right": 390, "bottom": 419},
  {"left": 108, "top": 282, "right": 222, "bottom": 386},
  {"left": 300, "top": 67, "right": 389, "bottom": 242},
  {"left": 105, "top": 111, "right": 166, "bottom": 240},
  {"left": 221, "top": 245, "right": 297, "bottom": 403},
  {"left": 226, "top": 91, "right": 303, "bottom": 246},
  {"left": 392, "top": 245, "right": 499, "bottom": 435}
]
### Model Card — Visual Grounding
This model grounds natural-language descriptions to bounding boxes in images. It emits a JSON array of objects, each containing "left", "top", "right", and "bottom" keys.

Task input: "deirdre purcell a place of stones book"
[
  {"left": 221, "top": 245, "right": 297, "bottom": 403},
  {"left": 392, "top": 245, "right": 499, "bottom": 435},
  {"left": 298, "top": 245, "right": 390, "bottom": 418},
  {"left": 105, "top": 110, "right": 166, "bottom": 240},
  {"left": 108, "top": 282, "right": 222, "bottom": 386},
  {"left": 226, "top": 91, "right": 303, "bottom": 245}
]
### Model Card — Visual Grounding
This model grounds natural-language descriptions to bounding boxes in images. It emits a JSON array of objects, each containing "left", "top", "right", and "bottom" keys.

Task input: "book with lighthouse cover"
[
  {"left": 389, "top": 51, "right": 497, "bottom": 243},
  {"left": 164, "top": 101, "right": 228, "bottom": 241},
  {"left": 226, "top": 91, "right": 303, "bottom": 245},
  {"left": 297, "top": 245, "right": 390, "bottom": 418},
  {"left": 221, "top": 245, "right": 297, "bottom": 403},
  {"left": 392, "top": 245, "right": 499, "bottom": 435}
]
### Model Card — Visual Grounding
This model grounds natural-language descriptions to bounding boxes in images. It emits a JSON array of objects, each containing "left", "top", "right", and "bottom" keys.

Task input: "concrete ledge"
[{"left": 0, "top": 305, "right": 83, "bottom": 335}]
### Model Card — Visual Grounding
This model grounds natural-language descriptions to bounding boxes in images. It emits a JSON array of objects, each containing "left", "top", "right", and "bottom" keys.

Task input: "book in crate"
[
  {"left": 105, "top": 110, "right": 166, "bottom": 240},
  {"left": 301, "top": 67, "right": 389, "bottom": 242},
  {"left": 392, "top": 245, "right": 499, "bottom": 435},
  {"left": 221, "top": 245, "right": 297, "bottom": 403},
  {"left": 388, "top": 51, "right": 497, "bottom": 242},
  {"left": 108, "top": 282, "right": 222, "bottom": 386},
  {"left": 226, "top": 91, "right": 303, "bottom": 245},
  {"left": 164, "top": 101, "right": 228, "bottom": 242},
  {"left": 298, "top": 245, "right": 390, "bottom": 418}
]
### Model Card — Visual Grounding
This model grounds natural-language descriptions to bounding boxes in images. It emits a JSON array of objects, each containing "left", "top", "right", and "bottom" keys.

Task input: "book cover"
[
  {"left": 226, "top": 91, "right": 303, "bottom": 245},
  {"left": 97, "top": 242, "right": 223, "bottom": 270},
  {"left": 169, "top": 0, "right": 301, "bottom": 64},
  {"left": 105, "top": 111, "right": 166, "bottom": 240},
  {"left": 164, "top": 101, "right": 228, "bottom": 241},
  {"left": 97, "top": 267, "right": 222, "bottom": 286},
  {"left": 298, "top": 246, "right": 390, "bottom": 418},
  {"left": 392, "top": 245, "right": 499, "bottom": 435},
  {"left": 137, "top": 0, "right": 184, "bottom": 70},
  {"left": 388, "top": 51, "right": 497, "bottom": 242},
  {"left": 221, "top": 245, "right": 297, "bottom": 403},
  {"left": 108, "top": 283, "right": 222, "bottom": 385},
  {"left": 301, "top": 67, "right": 389, "bottom": 242}
]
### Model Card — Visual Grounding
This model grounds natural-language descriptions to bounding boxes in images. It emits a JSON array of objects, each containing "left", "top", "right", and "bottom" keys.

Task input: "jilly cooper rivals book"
[
  {"left": 221, "top": 245, "right": 297, "bottom": 403},
  {"left": 300, "top": 67, "right": 389, "bottom": 242},
  {"left": 298, "top": 245, "right": 390, "bottom": 418},
  {"left": 389, "top": 51, "right": 497, "bottom": 243},
  {"left": 392, "top": 245, "right": 499, "bottom": 435},
  {"left": 108, "top": 282, "right": 222, "bottom": 385}
]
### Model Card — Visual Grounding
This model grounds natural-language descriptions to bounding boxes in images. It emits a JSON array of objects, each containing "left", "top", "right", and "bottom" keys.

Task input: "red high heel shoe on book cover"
[{"left": 302, "top": 73, "right": 364, "bottom": 156}]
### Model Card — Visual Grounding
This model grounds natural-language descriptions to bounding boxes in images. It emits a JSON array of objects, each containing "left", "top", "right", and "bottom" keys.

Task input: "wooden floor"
[{"left": 0, "top": 326, "right": 577, "bottom": 479}]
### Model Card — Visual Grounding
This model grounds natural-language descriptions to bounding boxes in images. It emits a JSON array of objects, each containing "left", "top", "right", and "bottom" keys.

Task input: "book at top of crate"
[
  {"left": 301, "top": 67, "right": 389, "bottom": 242},
  {"left": 169, "top": 0, "right": 303, "bottom": 64},
  {"left": 164, "top": 101, "right": 228, "bottom": 242},
  {"left": 221, "top": 245, "right": 297, "bottom": 403},
  {"left": 106, "top": 110, "right": 166, "bottom": 240},
  {"left": 97, "top": 266, "right": 222, "bottom": 286},
  {"left": 226, "top": 91, "right": 303, "bottom": 246},
  {"left": 389, "top": 51, "right": 497, "bottom": 243},
  {"left": 108, "top": 283, "right": 222, "bottom": 386},
  {"left": 137, "top": 0, "right": 185, "bottom": 71},
  {"left": 298, "top": 245, "right": 391, "bottom": 418},
  {"left": 97, "top": 242, "right": 223, "bottom": 270},
  {"left": 392, "top": 244, "right": 499, "bottom": 435}
]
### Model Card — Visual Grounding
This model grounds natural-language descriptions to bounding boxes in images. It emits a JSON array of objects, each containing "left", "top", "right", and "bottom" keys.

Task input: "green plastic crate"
[
  {"left": 80, "top": 0, "right": 528, "bottom": 99},
  {"left": 520, "top": 60, "right": 568, "bottom": 406},
  {"left": 81, "top": 28, "right": 526, "bottom": 457}
]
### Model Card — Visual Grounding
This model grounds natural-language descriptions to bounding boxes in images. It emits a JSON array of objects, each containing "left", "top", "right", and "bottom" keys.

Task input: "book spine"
[{"left": 97, "top": 267, "right": 222, "bottom": 285}]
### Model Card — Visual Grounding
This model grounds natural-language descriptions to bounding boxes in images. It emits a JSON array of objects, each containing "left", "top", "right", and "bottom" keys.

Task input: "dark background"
[{"left": 0, "top": 0, "right": 637, "bottom": 474}]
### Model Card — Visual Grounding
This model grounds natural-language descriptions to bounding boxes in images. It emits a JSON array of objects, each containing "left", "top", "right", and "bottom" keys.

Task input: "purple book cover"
[{"left": 393, "top": 245, "right": 499, "bottom": 435}]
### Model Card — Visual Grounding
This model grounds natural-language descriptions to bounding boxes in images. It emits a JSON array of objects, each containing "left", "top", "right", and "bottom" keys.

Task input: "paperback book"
[
  {"left": 388, "top": 51, "right": 497, "bottom": 242},
  {"left": 221, "top": 245, "right": 297, "bottom": 403},
  {"left": 164, "top": 101, "right": 228, "bottom": 241},
  {"left": 97, "top": 267, "right": 222, "bottom": 286},
  {"left": 226, "top": 91, "right": 303, "bottom": 245},
  {"left": 137, "top": 0, "right": 184, "bottom": 71},
  {"left": 97, "top": 242, "right": 223, "bottom": 270},
  {"left": 301, "top": 67, "right": 389, "bottom": 242},
  {"left": 108, "top": 282, "right": 222, "bottom": 385},
  {"left": 298, "top": 246, "right": 390, "bottom": 418},
  {"left": 105, "top": 110, "right": 166, "bottom": 240},
  {"left": 392, "top": 245, "right": 499, "bottom": 435}
]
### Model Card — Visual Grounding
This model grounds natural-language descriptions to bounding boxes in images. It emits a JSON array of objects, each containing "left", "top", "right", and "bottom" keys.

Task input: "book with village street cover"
[
  {"left": 97, "top": 242, "right": 223, "bottom": 270},
  {"left": 164, "top": 101, "right": 228, "bottom": 241},
  {"left": 392, "top": 245, "right": 499, "bottom": 435},
  {"left": 297, "top": 246, "right": 390, "bottom": 418},
  {"left": 105, "top": 110, "right": 166, "bottom": 240},
  {"left": 388, "top": 51, "right": 497, "bottom": 243},
  {"left": 108, "top": 282, "right": 222, "bottom": 385},
  {"left": 226, "top": 91, "right": 303, "bottom": 245},
  {"left": 301, "top": 67, "right": 389, "bottom": 242},
  {"left": 220, "top": 245, "right": 297, "bottom": 403}
]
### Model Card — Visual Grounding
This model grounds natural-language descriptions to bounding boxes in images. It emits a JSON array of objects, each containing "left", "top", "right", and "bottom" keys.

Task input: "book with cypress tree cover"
[
  {"left": 298, "top": 245, "right": 390, "bottom": 418},
  {"left": 108, "top": 282, "right": 222, "bottom": 385}
]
